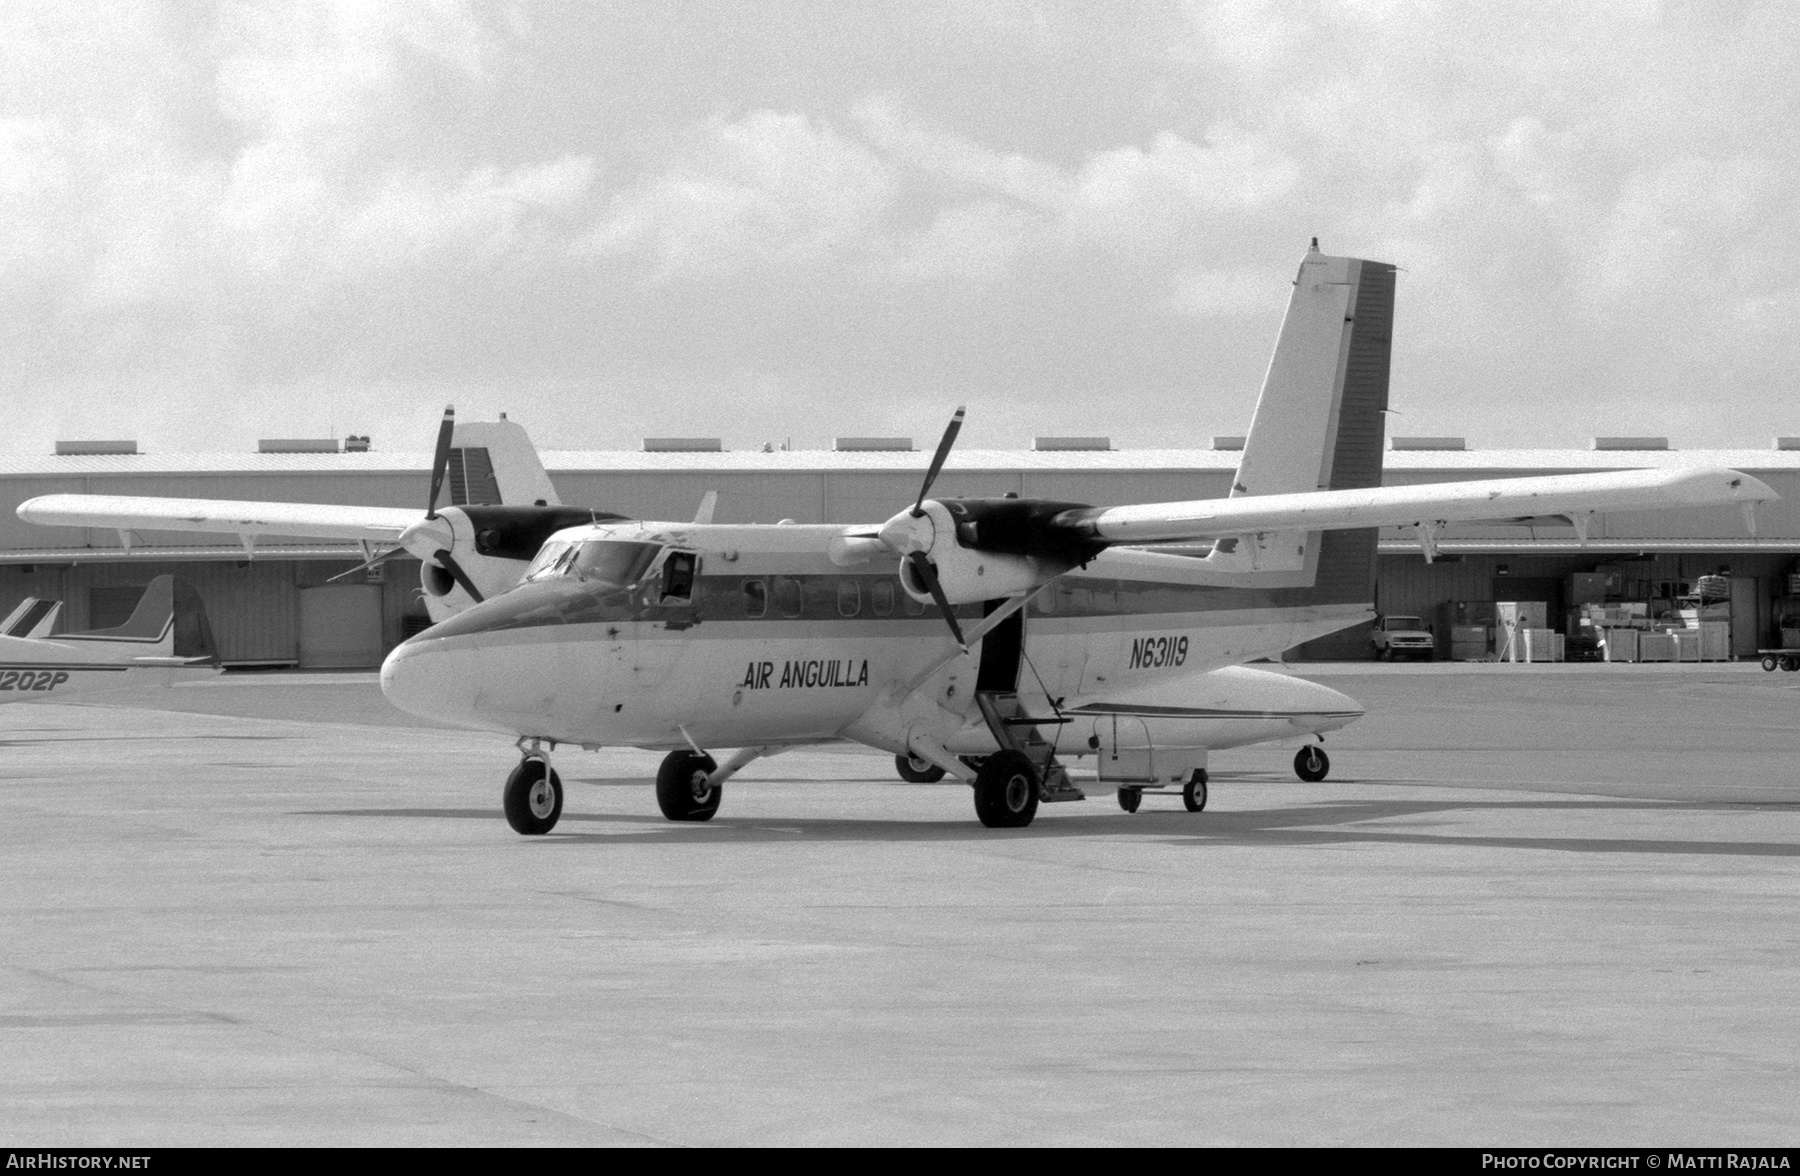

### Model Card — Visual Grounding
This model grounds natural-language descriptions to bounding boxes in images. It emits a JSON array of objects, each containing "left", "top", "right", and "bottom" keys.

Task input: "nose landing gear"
[
  {"left": 503, "top": 747, "right": 564, "bottom": 835},
  {"left": 1294, "top": 744, "right": 1331, "bottom": 782}
]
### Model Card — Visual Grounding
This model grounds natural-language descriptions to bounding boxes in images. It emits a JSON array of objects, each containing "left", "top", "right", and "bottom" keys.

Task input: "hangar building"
[{"left": 3, "top": 432, "right": 1797, "bottom": 667}]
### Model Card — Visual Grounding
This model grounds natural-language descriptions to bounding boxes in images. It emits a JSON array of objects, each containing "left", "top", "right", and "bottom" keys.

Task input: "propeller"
[
  {"left": 426, "top": 405, "right": 456, "bottom": 519},
  {"left": 912, "top": 407, "right": 963, "bottom": 518},
  {"left": 905, "top": 551, "right": 966, "bottom": 650},
  {"left": 327, "top": 406, "right": 478, "bottom": 598}
]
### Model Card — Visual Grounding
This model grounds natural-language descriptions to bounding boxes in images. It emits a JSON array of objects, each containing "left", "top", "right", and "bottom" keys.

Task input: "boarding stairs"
[{"left": 975, "top": 690, "right": 1085, "bottom": 803}]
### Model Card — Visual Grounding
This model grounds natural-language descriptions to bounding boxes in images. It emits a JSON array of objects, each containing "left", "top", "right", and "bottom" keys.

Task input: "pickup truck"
[{"left": 1370, "top": 614, "right": 1435, "bottom": 661}]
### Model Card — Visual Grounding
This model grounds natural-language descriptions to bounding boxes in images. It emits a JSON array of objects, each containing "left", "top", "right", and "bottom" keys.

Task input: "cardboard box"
[
  {"left": 1603, "top": 628, "right": 1639, "bottom": 662},
  {"left": 1638, "top": 632, "right": 1676, "bottom": 662}
]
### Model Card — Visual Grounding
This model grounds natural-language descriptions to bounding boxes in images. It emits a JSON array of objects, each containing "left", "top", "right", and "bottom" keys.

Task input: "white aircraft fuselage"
[{"left": 380, "top": 519, "right": 1367, "bottom": 770}]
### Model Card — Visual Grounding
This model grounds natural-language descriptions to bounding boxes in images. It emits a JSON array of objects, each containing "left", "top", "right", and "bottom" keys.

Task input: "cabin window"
[
  {"left": 774, "top": 577, "right": 803, "bottom": 618},
  {"left": 837, "top": 579, "right": 860, "bottom": 617},
  {"left": 902, "top": 590, "right": 925, "bottom": 617},
  {"left": 871, "top": 580, "right": 894, "bottom": 617},
  {"left": 742, "top": 579, "right": 767, "bottom": 618}
]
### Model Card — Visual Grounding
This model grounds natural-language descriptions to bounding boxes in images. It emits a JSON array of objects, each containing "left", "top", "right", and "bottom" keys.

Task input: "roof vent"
[
  {"left": 1775, "top": 437, "right": 1800, "bottom": 451},
  {"left": 258, "top": 438, "right": 341, "bottom": 454},
  {"left": 834, "top": 437, "right": 913, "bottom": 452},
  {"left": 54, "top": 440, "right": 138, "bottom": 456},
  {"left": 1392, "top": 436, "right": 1466, "bottom": 451},
  {"left": 1033, "top": 436, "right": 1110, "bottom": 452},
  {"left": 643, "top": 437, "right": 723, "bottom": 453},
  {"left": 1211, "top": 435, "right": 1246, "bottom": 451},
  {"left": 343, "top": 435, "right": 371, "bottom": 453},
  {"left": 1592, "top": 436, "right": 1669, "bottom": 451}
]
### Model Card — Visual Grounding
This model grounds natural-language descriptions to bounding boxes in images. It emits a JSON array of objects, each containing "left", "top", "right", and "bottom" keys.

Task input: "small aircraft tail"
[
  {"left": 1, "top": 596, "right": 61, "bottom": 638},
  {"left": 1213, "top": 244, "right": 1394, "bottom": 600},
  {"left": 59, "top": 575, "right": 219, "bottom": 663},
  {"left": 447, "top": 418, "right": 561, "bottom": 507}
]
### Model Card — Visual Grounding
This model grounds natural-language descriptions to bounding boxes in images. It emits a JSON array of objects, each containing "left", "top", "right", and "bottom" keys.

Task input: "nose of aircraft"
[
  {"left": 1297, "top": 674, "right": 1364, "bottom": 734},
  {"left": 379, "top": 633, "right": 447, "bottom": 723}
]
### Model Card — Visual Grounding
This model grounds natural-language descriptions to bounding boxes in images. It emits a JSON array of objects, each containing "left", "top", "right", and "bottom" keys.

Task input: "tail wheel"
[
  {"left": 656, "top": 750, "right": 721, "bottom": 821},
  {"left": 895, "top": 753, "right": 947, "bottom": 783},
  {"left": 1294, "top": 745, "right": 1331, "bottom": 783},
  {"left": 1116, "top": 788, "right": 1141, "bottom": 813},
  {"left": 503, "top": 757, "right": 563, "bottom": 835},
  {"left": 1182, "top": 769, "right": 1208, "bottom": 812},
  {"left": 973, "top": 750, "right": 1039, "bottom": 829}
]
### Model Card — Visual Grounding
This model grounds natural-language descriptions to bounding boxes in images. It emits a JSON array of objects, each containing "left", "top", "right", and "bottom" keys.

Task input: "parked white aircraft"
[
  {"left": 19, "top": 245, "right": 1777, "bottom": 831},
  {"left": 0, "top": 576, "right": 221, "bottom": 703}
]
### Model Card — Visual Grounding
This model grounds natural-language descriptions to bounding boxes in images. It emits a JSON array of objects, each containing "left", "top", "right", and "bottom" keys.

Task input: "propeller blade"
[
  {"left": 425, "top": 405, "right": 456, "bottom": 519},
  {"left": 911, "top": 406, "right": 965, "bottom": 518},
  {"left": 907, "top": 551, "right": 966, "bottom": 650},
  {"left": 434, "top": 549, "right": 485, "bottom": 603},
  {"left": 325, "top": 545, "right": 408, "bottom": 584}
]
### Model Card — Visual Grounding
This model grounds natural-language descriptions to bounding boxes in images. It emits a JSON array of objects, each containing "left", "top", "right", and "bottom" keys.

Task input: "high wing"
[
  {"left": 1057, "top": 466, "right": 1774, "bottom": 545},
  {"left": 16, "top": 495, "right": 420, "bottom": 545}
]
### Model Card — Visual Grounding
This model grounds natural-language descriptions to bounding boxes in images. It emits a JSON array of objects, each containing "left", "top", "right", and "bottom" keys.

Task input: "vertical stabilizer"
[
  {"left": 448, "top": 419, "right": 561, "bottom": 507},
  {"left": 1206, "top": 245, "right": 1394, "bottom": 591}
]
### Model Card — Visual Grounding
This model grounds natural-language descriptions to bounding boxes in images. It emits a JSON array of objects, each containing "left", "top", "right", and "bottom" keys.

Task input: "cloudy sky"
[{"left": 3, "top": 1, "right": 1796, "bottom": 458}]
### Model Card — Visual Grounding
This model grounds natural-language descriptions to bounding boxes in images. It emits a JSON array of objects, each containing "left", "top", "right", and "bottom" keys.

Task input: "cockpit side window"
[{"left": 660, "top": 551, "right": 699, "bottom": 603}]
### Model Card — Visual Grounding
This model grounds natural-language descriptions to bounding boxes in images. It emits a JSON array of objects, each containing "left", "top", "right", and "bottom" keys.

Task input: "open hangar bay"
[{"left": 1, "top": 664, "right": 1795, "bottom": 1146}]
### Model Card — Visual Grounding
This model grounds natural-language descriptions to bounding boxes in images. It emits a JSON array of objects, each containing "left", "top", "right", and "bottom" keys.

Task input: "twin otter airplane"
[{"left": 19, "top": 247, "right": 1776, "bottom": 832}]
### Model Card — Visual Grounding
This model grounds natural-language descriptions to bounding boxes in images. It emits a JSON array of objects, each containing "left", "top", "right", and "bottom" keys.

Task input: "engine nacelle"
[
  {"left": 409, "top": 507, "right": 547, "bottom": 620},
  {"left": 898, "top": 543, "right": 1061, "bottom": 606}
]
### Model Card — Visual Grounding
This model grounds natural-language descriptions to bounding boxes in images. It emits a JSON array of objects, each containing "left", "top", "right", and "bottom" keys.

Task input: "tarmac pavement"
[{"left": 1, "top": 664, "right": 1796, "bottom": 1145}]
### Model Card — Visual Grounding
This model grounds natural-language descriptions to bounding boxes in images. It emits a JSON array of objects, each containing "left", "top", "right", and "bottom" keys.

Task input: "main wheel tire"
[
  {"left": 656, "top": 750, "right": 721, "bottom": 821},
  {"left": 1116, "top": 787, "right": 1142, "bottom": 813},
  {"left": 1182, "top": 770, "right": 1209, "bottom": 812},
  {"left": 503, "top": 758, "right": 563, "bottom": 835},
  {"left": 895, "top": 753, "right": 947, "bottom": 783},
  {"left": 973, "top": 750, "right": 1039, "bottom": 828},
  {"left": 1762, "top": 656, "right": 1779, "bottom": 672},
  {"left": 1294, "top": 745, "right": 1330, "bottom": 783}
]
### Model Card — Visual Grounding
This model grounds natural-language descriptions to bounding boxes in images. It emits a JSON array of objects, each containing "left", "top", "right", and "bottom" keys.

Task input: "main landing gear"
[
  {"left": 894, "top": 753, "right": 947, "bottom": 783},
  {"left": 503, "top": 753, "right": 564, "bottom": 835},
  {"left": 1294, "top": 744, "right": 1331, "bottom": 782},
  {"left": 973, "top": 750, "right": 1039, "bottom": 828},
  {"left": 656, "top": 750, "right": 722, "bottom": 821},
  {"left": 1115, "top": 769, "right": 1208, "bottom": 814}
]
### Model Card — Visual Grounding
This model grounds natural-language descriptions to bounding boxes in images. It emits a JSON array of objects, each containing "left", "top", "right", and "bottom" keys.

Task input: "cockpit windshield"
[{"left": 524, "top": 539, "right": 661, "bottom": 588}]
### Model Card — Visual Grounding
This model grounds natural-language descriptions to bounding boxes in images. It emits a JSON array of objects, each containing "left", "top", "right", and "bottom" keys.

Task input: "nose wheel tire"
[
  {"left": 1294, "top": 745, "right": 1331, "bottom": 783},
  {"left": 503, "top": 758, "right": 563, "bottom": 835},
  {"left": 656, "top": 750, "right": 721, "bottom": 821},
  {"left": 1183, "top": 770, "right": 1208, "bottom": 812},
  {"left": 973, "top": 750, "right": 1039, "bottom": 828},
  {"left": 1116, "top": 787, "right": 1141, "bottom": 813},
  {"left": 895, "top": 753, "right": 947, "bottom": 783}
]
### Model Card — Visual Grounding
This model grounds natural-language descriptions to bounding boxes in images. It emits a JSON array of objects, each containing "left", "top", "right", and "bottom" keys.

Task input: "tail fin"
[
  {"left": 447, "top": 419, "right": 560, "bottom": 507},
  {"left": 1209, "top": 245, "right": 1394, "bottom": 591},
  {"left": 1, "top": 597, "right": 61, "bottom": 638},
  {"left": 58, "top": 575, "right": 218, "bottom": 662},
  {"left": 1234, "top": 244, "right": 1393, "bottom": 496},
  {"left": 170, "top": 578, "right": 218, "bottom": 662}
]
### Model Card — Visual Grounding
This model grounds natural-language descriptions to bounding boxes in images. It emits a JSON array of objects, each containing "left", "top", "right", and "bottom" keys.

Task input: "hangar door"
[{"left": 298, "top": 585, "right": 384, "bottom": 669}]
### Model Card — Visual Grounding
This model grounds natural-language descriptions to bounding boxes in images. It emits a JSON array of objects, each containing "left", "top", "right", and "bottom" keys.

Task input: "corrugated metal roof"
[{"left": 4, "top": 446, "right": 1800, "bottom": 478}]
